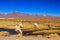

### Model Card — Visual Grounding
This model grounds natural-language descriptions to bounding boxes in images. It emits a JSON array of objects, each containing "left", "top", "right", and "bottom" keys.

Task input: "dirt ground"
[{"left": 0, "top": 36, "right": 60, "bottom": 40}]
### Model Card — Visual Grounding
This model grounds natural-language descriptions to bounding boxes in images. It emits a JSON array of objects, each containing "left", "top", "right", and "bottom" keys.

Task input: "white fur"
[
  {"left": 15, "top": 23, "right": 23, "bottom": 34},
  {"left": 33, "top": 23, "right": 39, "bottom": 28}
]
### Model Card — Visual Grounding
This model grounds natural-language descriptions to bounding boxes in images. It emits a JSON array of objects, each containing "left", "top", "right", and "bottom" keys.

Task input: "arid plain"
[{"left": 0, "top": 13, "right": 60, "bottom": 40}]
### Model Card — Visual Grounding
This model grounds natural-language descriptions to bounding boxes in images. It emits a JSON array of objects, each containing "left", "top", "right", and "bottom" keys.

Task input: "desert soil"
[{"left": 0, "top": 36, "right": 60, "bottom": 40}]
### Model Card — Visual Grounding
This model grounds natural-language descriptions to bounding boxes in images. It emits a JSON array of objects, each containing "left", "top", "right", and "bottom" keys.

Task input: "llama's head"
[{"left": 19, "top": 23, "right": 23, "bottom": 28}]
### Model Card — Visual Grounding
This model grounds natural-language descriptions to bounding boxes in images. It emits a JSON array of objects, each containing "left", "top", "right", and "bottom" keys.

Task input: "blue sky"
[{"left": 0, "top": 0, "right": 60, "bottom": 17}]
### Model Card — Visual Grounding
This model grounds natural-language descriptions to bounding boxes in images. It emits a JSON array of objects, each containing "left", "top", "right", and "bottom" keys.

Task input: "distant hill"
[
  {"left": 0, "top": 12, "right": 59, "bottom": 19},
  {"left": 0, "top": 12, "right": 60, "bottom": 24}
]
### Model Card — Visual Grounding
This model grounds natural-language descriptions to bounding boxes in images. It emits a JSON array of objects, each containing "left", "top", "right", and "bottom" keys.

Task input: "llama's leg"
[
  {"left": 15, "top": 29, "right": 20, "bottom": 34},
  {"left": 15, "top": 29, "right": 18, "bottom": 32},
  {"left": 18, "top": 29, "right": 22, "bottom": 34},
  {"left": 15, "top": 29, "right": 23, "bottom": 37},
  {"left": 17, "top": 29, "right": 23, "bottom": 37}
]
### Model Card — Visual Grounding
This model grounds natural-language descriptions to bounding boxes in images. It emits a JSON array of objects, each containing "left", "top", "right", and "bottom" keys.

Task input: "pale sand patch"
[{"left": 0, "top": 36, "right": 60, "bottom": 40}]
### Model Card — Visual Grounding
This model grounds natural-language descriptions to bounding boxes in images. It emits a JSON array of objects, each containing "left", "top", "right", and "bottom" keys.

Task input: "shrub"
[
  {"left": 0, "top": 31, "right": 10, "bottom": 36},
  {"left": 48, "top": 33, "right": 60, "bottom": 38}
]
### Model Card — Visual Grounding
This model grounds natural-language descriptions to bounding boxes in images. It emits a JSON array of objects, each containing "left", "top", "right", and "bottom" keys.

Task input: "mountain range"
[{"left": 0, "top": 12, "right": 59, "bottom": 19}]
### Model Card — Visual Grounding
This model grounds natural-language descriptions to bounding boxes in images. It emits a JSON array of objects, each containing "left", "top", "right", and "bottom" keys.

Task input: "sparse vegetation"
[
  {"left": 0, "top": 31, "right": 10, "bottom": 36},
  {"left": 0, "top": 18, "right": 60, "bottom": 38}
]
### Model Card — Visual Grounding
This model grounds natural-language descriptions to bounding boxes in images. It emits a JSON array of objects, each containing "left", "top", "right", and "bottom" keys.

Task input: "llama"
[
  {"left": 33, "top": 22, "right": 39, "bottom": 28},
  {"left": 15, "top": 23, "right": 23, "bottom": 34}
]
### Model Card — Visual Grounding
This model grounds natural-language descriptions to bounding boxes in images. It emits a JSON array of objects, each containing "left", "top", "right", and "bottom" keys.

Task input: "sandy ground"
[{"left": 0, "top": 36, "right": 60, "bottom": 40}]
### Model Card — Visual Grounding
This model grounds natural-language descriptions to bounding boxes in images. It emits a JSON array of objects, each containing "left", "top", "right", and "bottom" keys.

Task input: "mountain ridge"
[{"left": 0, "top": 12, "right": 59, "bottom": 18}]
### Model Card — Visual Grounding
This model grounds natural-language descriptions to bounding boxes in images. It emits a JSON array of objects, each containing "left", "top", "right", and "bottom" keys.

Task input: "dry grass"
[
  {"left": 0, "top": 18, "right": 60, "bottom": 39},
  {"left": 0, "top": 31, "right": 10, "bottom": 36}
]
